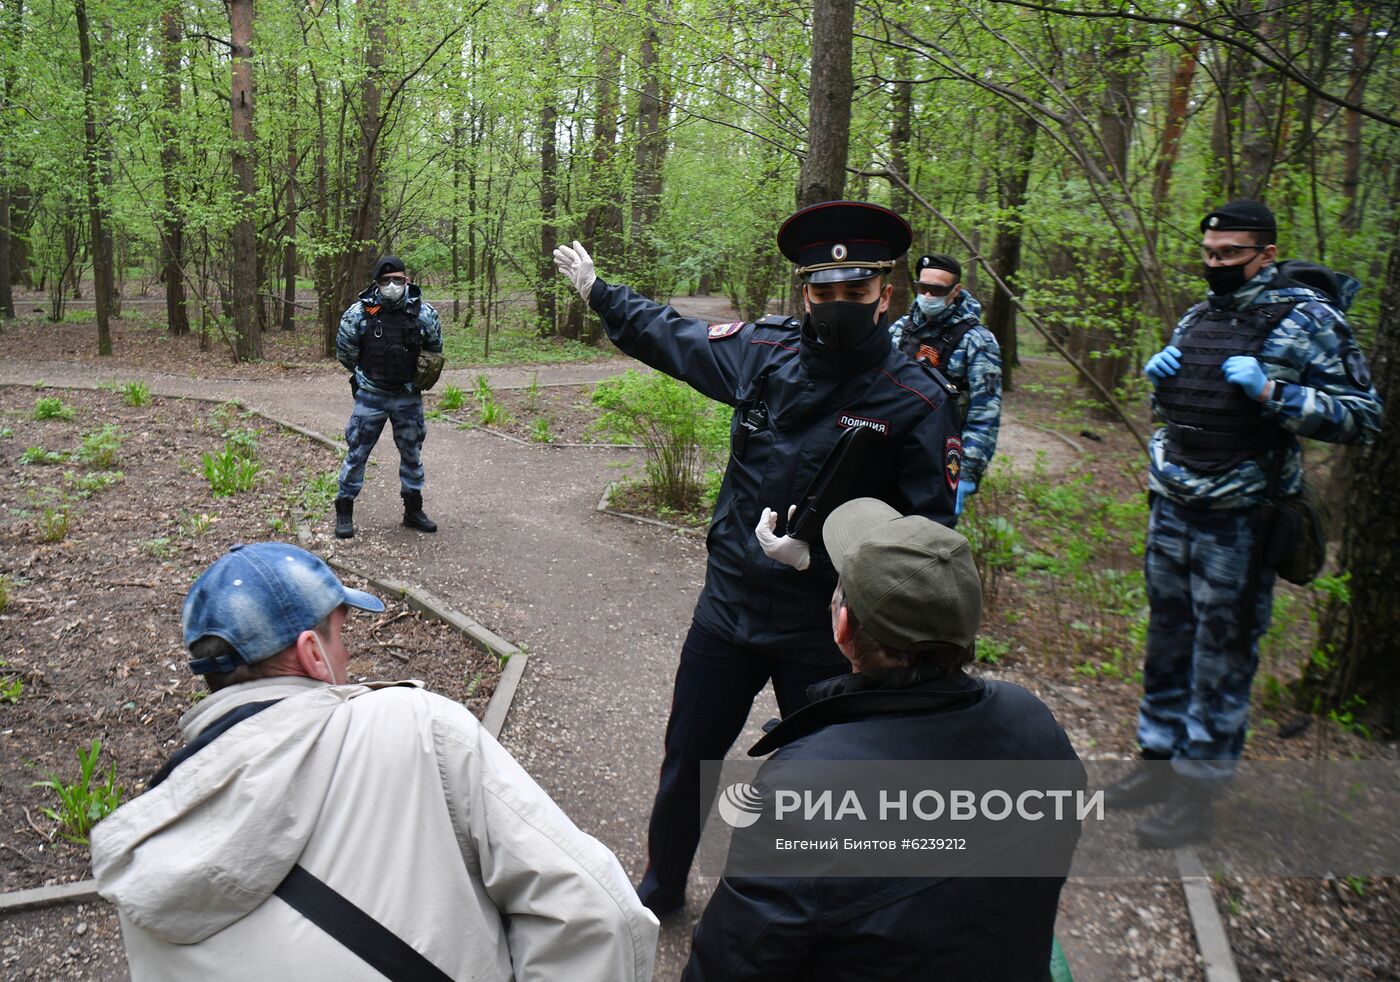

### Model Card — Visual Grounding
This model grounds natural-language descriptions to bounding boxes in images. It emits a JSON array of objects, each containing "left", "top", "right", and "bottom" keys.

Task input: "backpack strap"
[{"left": 274, "top": 865, "right": 454, "bottom": 982}]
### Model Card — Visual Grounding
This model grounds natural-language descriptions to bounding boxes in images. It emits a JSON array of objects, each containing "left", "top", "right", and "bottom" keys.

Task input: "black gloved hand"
[{"left": 349, "top": 375, "right": 360, "bottom": 398}]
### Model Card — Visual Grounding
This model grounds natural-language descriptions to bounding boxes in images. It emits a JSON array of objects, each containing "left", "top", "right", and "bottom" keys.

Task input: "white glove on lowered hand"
[
  {"left": 756, "top": 505, "right": 810, "bottom": 571},
  {"left": 552, "top": 240, "right": 597, "bottom": 301}
]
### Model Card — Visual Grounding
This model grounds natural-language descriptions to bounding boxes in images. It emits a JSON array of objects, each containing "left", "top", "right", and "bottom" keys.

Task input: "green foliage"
[
  {"left": 975, "top": 636, "right": 1010, "bottom": 665},
  {"left": 75, "top": 424, "right": 125, "bottom": 468},
  {"left": 438, "top": 384, "right": 466, "bottom": 412},
  {"left": 121, "top": 381, "right": 151, "bottom": 407},
  {"left": 591, "top": 370, "right": 729, "bottom": 511},
  {"left": 66, "top": 469, "right": 124, "bottom": 498},
  {"left": 530, "top": 416, "right": 554, "bottom": 443},
  {"left": 38, "top": 505, "right": 69, "bottom": 542},
  {"left": 0, "top": 426, "right": 13, "bottom": 439},
  {"left": 298, "top": 471, "right": 339, "bottom": 519},
  {"left": 0, "top": 674, "right": 21, "bottom": 704},
  {"left": 202, "top": 439, "right": 262, "bottom": 496},
  {"left": 0, "top": 574, "right": 10, "bottom": 612},
  {"left": 33, "top": 396, "right": 73, "bottom": 421},
  {"left": 183, "top": 512, "right": 215, "bottom": 537},
  {"left": 474, "top": 374, "right": 512, "bottom": 426},
  {"left": 144, "top": 536, "right": 175, "bottom": 558},
  {"left": 20, "top": 445, "right": 67, "bottom": 465},
  {"left": 524, "top": 372, "right": 541, "bottom": 412},
  {"left": 31, "top": 739, "right": 125, "bottom": 844}
]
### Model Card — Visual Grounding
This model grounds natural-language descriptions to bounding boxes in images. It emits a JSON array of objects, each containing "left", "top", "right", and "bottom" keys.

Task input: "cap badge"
[
  {"left": 831, "top": 243, "right": 848, "bottom": 261},
  {"left": 1208, "top": 216, "right": 1219, "bottom": 228}
]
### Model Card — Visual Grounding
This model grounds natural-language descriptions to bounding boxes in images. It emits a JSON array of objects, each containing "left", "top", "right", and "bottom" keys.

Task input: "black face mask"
[
  {"left": 806, "top": 299, "right": 882, "bottom": 352},
  {"left": 1203, "top": 262, "right": 1250, "bottom": 296}
]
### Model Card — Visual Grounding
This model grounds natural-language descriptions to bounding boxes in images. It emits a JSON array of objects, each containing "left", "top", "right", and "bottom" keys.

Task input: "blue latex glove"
[
  {"left": 1144, "top": 345, "right": 1182, "bottom": 383},
  {"left": 955, "top": 478, "right": 976, "bottom": 516},
  {"left": 1223, "top": 355, "right": 1270, "bottom": 400}
]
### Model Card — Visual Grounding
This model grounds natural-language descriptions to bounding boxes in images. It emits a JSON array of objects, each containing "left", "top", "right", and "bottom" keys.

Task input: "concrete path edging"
[
  {"left": 1175, "top": 847, "right": 1242, "bottom": 982},
  {"left": 594, "top": 480, "right": 704, "bottom": 537}
]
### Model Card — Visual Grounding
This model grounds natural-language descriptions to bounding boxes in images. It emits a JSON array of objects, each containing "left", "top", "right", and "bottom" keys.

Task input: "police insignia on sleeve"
[
  {"left": 707, "top": 322, "right": 743, "bottom": 340},
  {"left": 945, "top": 436, "right": 962, "bottom": 490},
  {"left": 1344, "top": 348, "right": 1373, "bottom": 390}
]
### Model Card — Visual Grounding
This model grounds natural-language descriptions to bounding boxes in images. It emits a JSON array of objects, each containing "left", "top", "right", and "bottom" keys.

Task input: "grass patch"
[
  {"left": 33, "top": 396, "right": 74, "bottom": 421},
  {"left": 442, "top": 319, "right": 606, "bottom": 367},
  {"left": 31, "top": 738, "right": 125, "bottom": 844}
]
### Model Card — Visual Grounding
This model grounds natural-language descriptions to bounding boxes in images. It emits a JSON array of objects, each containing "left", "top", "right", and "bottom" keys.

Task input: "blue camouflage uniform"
[
  {"left": 1142, "top": 263, "right": 1381, "bottom": 780},
  {"left": 335, "top": 283, "right": 443, "bottom": 499},
  {"left": 889, "top": 290, "right": 1002, "bottom": 487}
]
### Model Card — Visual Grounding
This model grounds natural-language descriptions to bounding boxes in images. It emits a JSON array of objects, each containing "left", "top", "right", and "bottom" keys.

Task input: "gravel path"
[{"left": 0, "top": 302, "right": 1179, "bottom": 981}]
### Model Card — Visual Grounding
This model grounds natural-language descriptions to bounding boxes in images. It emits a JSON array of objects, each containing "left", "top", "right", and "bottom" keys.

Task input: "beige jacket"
[{"left": 91, "top": 678, "right": 658, "bottom": 981}]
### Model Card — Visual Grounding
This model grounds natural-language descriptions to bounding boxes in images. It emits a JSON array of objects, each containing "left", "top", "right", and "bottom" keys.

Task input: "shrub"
[
  {"left": 33, "top": 396, "right": 74, "bottom": 420},
  {"left": 75, "top": 424, "right": 125, "bottom": 469},
  {"left": 122, "top": 381, "right": 151, "bottom": 407},
  {"left": 202, "top": 442, "right": 261, "bottom": 496},
  {"left": 31, "top": 738, "right": 124, "bottom": 844},
  {"left": 591, "top": 370, "right": 729, "bottom": 511},
  {"left": 438, "top": 384, "right": 466, "bottom": 412}
]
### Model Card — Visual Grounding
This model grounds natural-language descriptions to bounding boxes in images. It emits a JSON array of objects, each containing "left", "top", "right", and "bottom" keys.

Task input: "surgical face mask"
[
  {"left": 1203, "top": 262, "right": 1249, "bottom": 296},
  {"left": 915, "top": 293, "right": 950, "bottom": 316},
  {"left": 807, "top": 299, "right": 883, "bottom": 352},
  {"left": 378, "top": 279, "right": 406, "bottom": 303}
]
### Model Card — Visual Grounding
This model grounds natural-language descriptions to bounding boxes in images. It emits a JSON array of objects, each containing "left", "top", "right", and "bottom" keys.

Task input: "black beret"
[
  {"left": 1200, "top": 199, "right": 1276, "bottom": 234},
  {"left": 777, "top": 201, "right": 912, "bottom": 284},
  {"left": 916, "top": 254, "right": 962, "bottom": 281},
  {"left": 372, "top": 255, "right": 407, "bottom": 280}
]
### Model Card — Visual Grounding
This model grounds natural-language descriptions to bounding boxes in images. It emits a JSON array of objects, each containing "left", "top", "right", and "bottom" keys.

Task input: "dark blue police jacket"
[
  {"left": 682, "top": 671, "right": 1084, "bottom": 981},
  {"left": 590, "top": 279, "right": 962, "bottom": 658}
]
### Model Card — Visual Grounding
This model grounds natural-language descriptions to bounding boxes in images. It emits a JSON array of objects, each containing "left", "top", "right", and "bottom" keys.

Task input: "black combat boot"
[
  {"left": 1103, "top": 750, "right": 1174, "bottom": 810},
  {"left": 402, "top": 491, "right": 437, "bottom": 533},
  {"left": 334, "top": 496, "right": 355, "bottom": 539},
  {"left": 1135, "top": 778, "right": 1216, "bottom": 849}
]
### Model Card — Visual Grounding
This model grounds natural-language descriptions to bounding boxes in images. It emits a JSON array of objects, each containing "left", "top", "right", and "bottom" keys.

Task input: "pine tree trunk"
[{"left": 228, "top": 0, "right": 260, "bottom": 361}]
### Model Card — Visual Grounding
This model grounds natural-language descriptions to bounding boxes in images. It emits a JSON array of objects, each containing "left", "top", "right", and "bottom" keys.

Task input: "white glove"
[
  {"left": 552, "top": 240, "right": 597, "bottom": 301},
  {"left": 756, "top": 505, "right": 810, "bottom": 571}
]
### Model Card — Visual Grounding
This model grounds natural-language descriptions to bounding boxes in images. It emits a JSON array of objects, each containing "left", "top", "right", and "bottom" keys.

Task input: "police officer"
[
  {"left": 554, "top": 201, "right": 964, "bottom": 915},
  {"left": 334, "top": 256, "right": 443, "bottom": 538},
  {"left": 888, "top": 254, "right": 1002, "bottom": 514},
  {"left": 1106, "top": 199, "right": 1382, "bottom": 847}
]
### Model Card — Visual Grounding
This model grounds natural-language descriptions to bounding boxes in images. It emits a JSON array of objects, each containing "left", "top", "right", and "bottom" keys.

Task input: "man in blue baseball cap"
[
  {"left": 91, "top": 542, "right": 659, "bottom": 980},
  {"left": 554, "top": 201, "right": 964, "bottom": 916}
]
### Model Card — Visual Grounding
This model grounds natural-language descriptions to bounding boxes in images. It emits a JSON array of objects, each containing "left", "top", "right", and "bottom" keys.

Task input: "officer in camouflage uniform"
[
  {"left": 888, "top": 254, "right": 1002, "bottom": 516},
  {"left": 334, "top": 255, "right": 443, "bottom": 538},
  {"left": 1106, "top": 200, "right": 1382, "bottom": 848}
]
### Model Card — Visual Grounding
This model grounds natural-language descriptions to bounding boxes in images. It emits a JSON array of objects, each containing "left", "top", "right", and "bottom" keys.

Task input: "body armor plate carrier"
[
  {"left": 360, "top": 301, "right": 422, "bottom": 388},
  {"left": 1155, "top": 301, "right": 1293, "bottom": 474}
]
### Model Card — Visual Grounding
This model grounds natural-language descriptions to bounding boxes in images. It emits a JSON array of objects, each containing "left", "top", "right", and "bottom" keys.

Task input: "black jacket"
[
  {"left": 682, "top": 672, "right": 1084, "bottom": 981},
  {"left": 591, "top": 280, "right": 963, "bottom": 656}
]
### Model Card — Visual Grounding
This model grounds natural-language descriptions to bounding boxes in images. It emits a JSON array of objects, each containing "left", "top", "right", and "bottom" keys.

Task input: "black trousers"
[{"left": 636, "top": 619, "right": 848, "bottom": 910}]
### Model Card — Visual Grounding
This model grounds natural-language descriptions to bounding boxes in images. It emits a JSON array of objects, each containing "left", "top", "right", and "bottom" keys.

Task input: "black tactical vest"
[
  {"left": 359, "top": 300, "right": 422, "bottom": 388},
  {"left": 897, "top": 316, "right": 977, "bottom": 384},
  {"left": 1155, "top": 301, "right": 1293, "bottom": 473}
]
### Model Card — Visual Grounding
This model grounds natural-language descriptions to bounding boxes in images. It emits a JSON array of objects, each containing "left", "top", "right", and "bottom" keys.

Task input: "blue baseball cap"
[{"left": 183, "top": 542, "right": 384, "bottom": 675}]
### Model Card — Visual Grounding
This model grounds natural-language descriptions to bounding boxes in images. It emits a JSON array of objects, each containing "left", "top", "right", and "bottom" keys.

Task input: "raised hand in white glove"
[
  {"left": 756, "top": 505, "right": 810, "bottom": 571},
  {"left": 552, "top": 240, "right": 597, "bottom": 301}
]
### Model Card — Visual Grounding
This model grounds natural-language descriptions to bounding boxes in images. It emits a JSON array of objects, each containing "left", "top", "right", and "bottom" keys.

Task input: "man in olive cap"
[
  {"left": 681, "top": 499, "right": 1081, "bottom": 980},
  {"left": 1113, "top": 198, "right": 1382, "bottom": 847},
  {"left": 334, "top": 255, "right": 443, "bottom": 538},
  {"left": 554, "top": 201, "right": 963, "bottom": 915}
]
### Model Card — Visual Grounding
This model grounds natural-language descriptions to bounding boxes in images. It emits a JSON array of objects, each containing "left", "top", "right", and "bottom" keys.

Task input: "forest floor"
[{"left": 0, "top": 299, "right": 1396, "bottom": 981}]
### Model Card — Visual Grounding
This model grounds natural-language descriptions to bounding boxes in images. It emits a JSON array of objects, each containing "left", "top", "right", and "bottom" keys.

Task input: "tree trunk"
[
  {"left": 1152, "top": 41, "right": 1201, "bottom": 207},
  {"left": 160, "top": 5, "right": 189, "bottom": 336},
  {"left": 281, "top": 82, "right": 299, "bottom": 332},
  {"left": 0, "top": 0, "right": 17, "bottom": 320},
  {"left": 984, "top": 111, "right": 1036, "bottom": 393},
  {"left": 313, "top": 80, "right": 336, "bottom": 358},
  {"left": 537, "top": 62, "right": 559, "bottom": 337},
  {"left": 1308, "top": 221, "right": 1400, "bottom": 736},
  {"left": 74, "top": 0, "right": 113, "bottom": 356},
  {"left": 630, "top": 0, "right": 666, "bottom": 297},
  {"left": 797, "top": 0, "right": 854, "bottom": 208},
  {"left": 1340, "top": 8, "right": 1368, "bottom": 234},
  {"left": 1238, "top": 1, "right": 1282, "bottom": 197},
  {"left": 342, "top": 0, "right": 386, "bottom": 317},
  {"left": 888, "top": 46, "right": 913, "bottom": 315},
  {"left": 228, "top": 0, "right": 260, "bottom": 361}
]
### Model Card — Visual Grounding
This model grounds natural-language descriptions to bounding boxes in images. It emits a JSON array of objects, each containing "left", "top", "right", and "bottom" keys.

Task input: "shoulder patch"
[
  {"left": 707, "top": 321, "right": 744, "bottom": 340},
  {"left": 756, "top": 313, "right": 796, "bottom": 329},
  {"left": 945, "top": 436, "right": 962, "bottom": 491}
]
